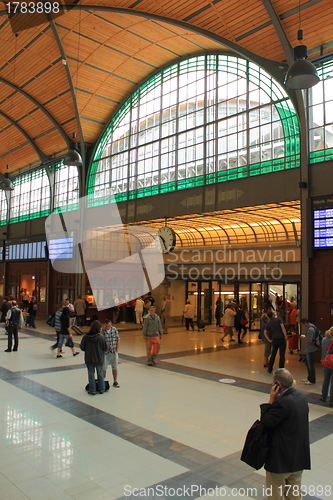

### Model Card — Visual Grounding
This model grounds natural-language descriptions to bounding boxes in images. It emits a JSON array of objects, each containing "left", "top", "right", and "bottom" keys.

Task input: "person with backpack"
[
  {"left": 300, "top": 318, "right": 321, "bottom": 385},
  {"left": 4, "top": 301, "right": 24, "bottom": 352}
]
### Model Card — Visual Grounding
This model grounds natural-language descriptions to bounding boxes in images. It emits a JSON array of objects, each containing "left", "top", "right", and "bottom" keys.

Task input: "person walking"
[
  {"left": 51, "top": 304, "right": 63, "bottom": 351},
  {"left": 183, "top": 299, "right": 195, "bottom": 331},
  {"left": 4, "top": 301, "right": 24, "bottom": 352},
  {"left": 300, "top": 318, "right": 318, "bottom": 385},
  {"left": 264, "top": 310, "right": 288, "bottom": 373},
  {"left": 221, "top": 304, "right": 236, "bottom": 342},
  {"left": 235, "top": 305, "right": 247, "bottom": 343},
  {"left": 56, "top": 307, "right": 80, "bottom": 358},
  {"left": 142, "top": 306, "right": 162, "bottom": 366},
  {"left": 102, "top": 319, "right": 120, "bottom": 388},
  {"left": 135, "top": 296, "right": 144, "bottom": 327},
  {"left": 320, "top": 327, "right": 333, "bottom": 406},
  {"left": 64, "top": 298, "right": 76, "bottom": 328},
  {"left": 260, "top": 368, "right": 311, "bottom": 500},
  {"left": 1, "top": 297, "right": 12, "bottom": 323},
  {"left": 80, "top": 320, "right": 107, "bottom": 394},
  {"left": 27, "top": 297, "right": 37, "bottom": 329},
  {"left": 215, "top": 297, "right": 222, "bottom": 327},
  {"left": 161, "top": 295, "right": 171, "bottom": 334},
  {"left": 74, "top": 295, "right": 86, "bottom": 327},
  {"left": 259, "top": 313, "right": 272, "bottom": 367}
]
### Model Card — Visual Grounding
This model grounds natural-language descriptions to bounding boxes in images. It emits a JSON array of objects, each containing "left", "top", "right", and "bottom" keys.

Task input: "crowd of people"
[{"left": 259, "top": 310, "right": 333, "bottom": 407}]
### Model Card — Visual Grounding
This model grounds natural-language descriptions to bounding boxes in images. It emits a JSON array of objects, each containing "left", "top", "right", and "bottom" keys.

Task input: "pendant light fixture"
[
  {"left": 0, "top": 171, "right": 14, "bottom": 191},
  {"left": 285, "top": 30, "right": 320, "bottom": 89},
  {"left": 63, "top": 132, "right": 83, "bottom": 167}
]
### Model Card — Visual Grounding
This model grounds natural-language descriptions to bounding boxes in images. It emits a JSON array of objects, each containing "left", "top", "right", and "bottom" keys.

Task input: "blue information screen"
[
  {"left": 313, "top": 197, "right": 333, "bottom": 248},
  {"left": 48, "top": 237, "right": 74, "bottom": 260}
]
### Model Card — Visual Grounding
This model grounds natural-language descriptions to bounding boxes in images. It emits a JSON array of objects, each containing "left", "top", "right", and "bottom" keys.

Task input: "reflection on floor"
[{"left": 0, "top": 321, "right": 332, "bottom": 500}]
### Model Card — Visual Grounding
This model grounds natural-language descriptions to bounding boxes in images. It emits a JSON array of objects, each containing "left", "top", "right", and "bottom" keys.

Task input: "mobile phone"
[{"left": 273, "top": 383, "right": 280, "bottom": 390}]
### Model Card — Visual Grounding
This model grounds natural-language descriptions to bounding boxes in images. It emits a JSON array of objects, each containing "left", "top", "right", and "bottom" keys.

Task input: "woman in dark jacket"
[
  {"left": 56, "top": 307, "right": 79, "bottom": 358},
  {"left": 234, "top": 305, "right": 247, "bottom": 343},
  {"left": 80, "top": 320, "right": 107, "bottom": 395},
  {"left": 215, "top": 297, "right": 222, "bottom": 327}
]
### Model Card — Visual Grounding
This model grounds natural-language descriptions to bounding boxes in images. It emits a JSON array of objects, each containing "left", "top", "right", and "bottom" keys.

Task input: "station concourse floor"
[{"left": 0, "top": 321, "right": 332, "bottom": 500}]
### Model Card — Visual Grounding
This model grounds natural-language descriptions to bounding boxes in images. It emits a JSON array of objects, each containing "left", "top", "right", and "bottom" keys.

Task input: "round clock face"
[{"left": 156, "top": 226, "right": 176, "bottom": 254}]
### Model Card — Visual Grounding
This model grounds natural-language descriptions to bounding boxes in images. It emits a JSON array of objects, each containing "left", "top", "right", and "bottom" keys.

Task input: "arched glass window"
[
  {"left": 308, "top": 60, "right": 333, "bottom": 163},
  {"left": 53, "top": 162, "right": 79, "bottom": 212},
  {"left": 0, "top": 191, "right": 8, "bottom": 226},
  {"left": 88, "top": 54, "right": 299, "bottom": 205},
  {"left": 10, "top": 168, "right": 50, "bottom": 223}
]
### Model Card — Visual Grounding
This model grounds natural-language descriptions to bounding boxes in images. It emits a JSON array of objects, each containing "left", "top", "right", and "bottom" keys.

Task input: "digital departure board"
[
  {"left": 48, "top": 237, "right": 74, "bottom": 260},
  {"left": 313, "top": 196, "right": 333, "bottom": 248},
  {"left": 5, "top": 241, "right": 47, "bottom": 260}
]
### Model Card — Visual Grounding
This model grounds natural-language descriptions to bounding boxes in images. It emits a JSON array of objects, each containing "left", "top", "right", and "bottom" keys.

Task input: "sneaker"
[
  {"left": 56, "top": 354, "right": 62, "bottom": 358},
  {"left": 230, "top": 339, "right": 235, "bottom": 342},
  {"left": 73, "top": 352, "right": 79, "bottom": 357},
  {"left": 302, "top": 379, "right": 309, "bottom": 382},
  {"left": 88, "top": 391, "right": 96, "bottom": 395},
  {"left": 304, "top": 380, "right": 314, "bottom": 385},
  {"left": 99, "top": 390, "right": 105, "bottom": 394},
  {"left": 113, "top": 382, "right": 120, "bottom": 388},
  {"left": 147, "top": 359, "right": 153, "bottom": 366}
]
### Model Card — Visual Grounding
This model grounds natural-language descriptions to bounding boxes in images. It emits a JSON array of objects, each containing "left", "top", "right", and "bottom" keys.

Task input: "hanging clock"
[{"left": 156, "top": 226, "right": 176, "bottom": 254}]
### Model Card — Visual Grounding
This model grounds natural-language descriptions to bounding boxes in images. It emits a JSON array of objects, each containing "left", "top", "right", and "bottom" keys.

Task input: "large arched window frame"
[
  {"left": 10, "top": 168, "right": 50, "bottom": 223},
  {"left": 308, "top": 59, "right": 333, "bottom": 163},
  {"left": 88, "top": 53, "right": 300, "bottom": 205},
  {"left": 0, "top": 191, "right": 8, "bottom": 226},
  {"left": 53, "top": 162, "right": 79, "bottom": 213}
]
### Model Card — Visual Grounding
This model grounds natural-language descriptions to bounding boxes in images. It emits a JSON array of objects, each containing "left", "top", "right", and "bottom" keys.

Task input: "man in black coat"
[{"left": 260, "top": 368, "right": 311, "bottom": 500}]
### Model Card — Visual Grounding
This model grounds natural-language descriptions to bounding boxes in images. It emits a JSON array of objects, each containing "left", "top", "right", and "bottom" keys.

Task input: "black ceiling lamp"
[
  {"left": 285, "top": 30, "right": 320, "bottom": 89},
  {"left": 0, "top": 171, "right": 14, "bottom": 191},
  {"left": 63, "top": 132, "right": 83, "bottom": 167}
]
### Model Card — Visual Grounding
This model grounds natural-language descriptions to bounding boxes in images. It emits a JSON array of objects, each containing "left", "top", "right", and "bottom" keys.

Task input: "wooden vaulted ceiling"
[{"left": 0, "top": 0, "right": 332, "bottom": 175}]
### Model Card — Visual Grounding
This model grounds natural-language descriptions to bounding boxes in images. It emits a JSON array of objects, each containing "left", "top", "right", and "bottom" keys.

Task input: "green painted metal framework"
[
  {"left": 10, "top": 168, "right": 51, "bottom": 223},
  {"left": 88, "top": 53, "right": 300, "bottom": 205},
  {"left": 308, "top": 60, "right": 333, "bottom": 164},
  {"left": 53, "top": 163, "right": 79, "bottom": 213}
]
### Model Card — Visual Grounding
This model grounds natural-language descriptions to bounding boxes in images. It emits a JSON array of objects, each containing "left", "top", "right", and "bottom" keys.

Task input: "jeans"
[
  {"left": 87, "top": 364, "right": 105, "bottom": 392},
  {"left": 7, "top": 323, "right": 19, "bottom": 351},
  {"left": 185, "top": 318, "right": 194, "bottom": 330},
  {"left": 321, "top": 367, "right": 333, "bottom": 401},
  {"left": 305, "top": 351, "right": 316, "bottom": 383},
  {"left": 76, "top": 315, "right": 85, "bottom": 327},
  {"left": 268, "top": 338, "right": 286, "bottom": 371},
  {"left": 29, "top": 313, "right": 36, "bottom": 328}
]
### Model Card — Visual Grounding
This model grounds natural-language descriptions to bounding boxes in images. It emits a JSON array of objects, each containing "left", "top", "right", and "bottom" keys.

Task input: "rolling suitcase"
[
  {"left": 72, "top": 325, "right": 83, "bottom": 335},
  {"left": 196, "top": 318, "right": 206, "bottom": 331}
]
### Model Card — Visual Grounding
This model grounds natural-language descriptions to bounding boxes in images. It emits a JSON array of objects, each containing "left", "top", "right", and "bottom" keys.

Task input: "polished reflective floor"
[{"left": 0, "top": 322, "right": 332, "bottom": 500}]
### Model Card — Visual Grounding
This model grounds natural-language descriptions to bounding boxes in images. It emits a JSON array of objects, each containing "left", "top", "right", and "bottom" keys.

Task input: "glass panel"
[{"left": 89, "top": 54, "right": 299, "bottom": 204}]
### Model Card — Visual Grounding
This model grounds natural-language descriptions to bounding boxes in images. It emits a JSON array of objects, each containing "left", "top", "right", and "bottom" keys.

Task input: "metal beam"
[
  {"left": 260, "top": 0, "right": 294, "bottom": 65},
  {"left": 0, "top": 110, "right": 49, "bottom": 163},
  {"left": 47, "top": 15, "right": 86, "bottom": 173},
  {"left": 0, "top": 77, "right": 71, "bottom": 147}
]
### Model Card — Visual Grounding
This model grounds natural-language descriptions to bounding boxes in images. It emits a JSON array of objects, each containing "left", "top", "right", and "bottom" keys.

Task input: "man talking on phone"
[{"left": 260, "top": 368, "right": 311, "bottom": 500}]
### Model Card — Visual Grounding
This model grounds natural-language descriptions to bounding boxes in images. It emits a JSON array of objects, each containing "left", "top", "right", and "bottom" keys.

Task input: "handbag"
[
  {"left": 240, "top": 419, "right": 270, "bottom": 470},
  {"left": 65, "top": 337, "right": 74, "bottom": 348},
  {"left": 241, "top": 317, "right": 248, "bottom": 326},
  {"left": 321, "top": 339, "right": 333, "bottom": 370}
]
